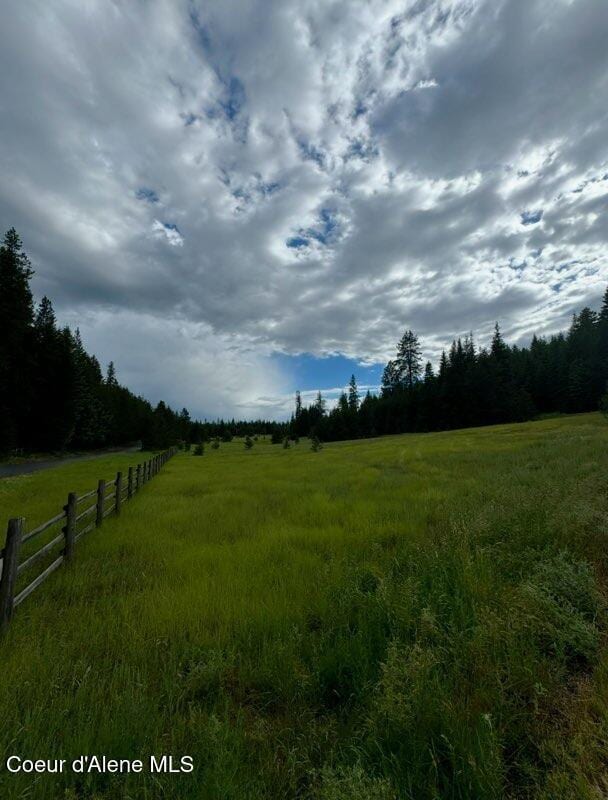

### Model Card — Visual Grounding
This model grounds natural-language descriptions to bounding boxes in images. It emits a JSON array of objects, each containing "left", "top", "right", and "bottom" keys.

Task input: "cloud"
[
  {"left": 152, "top": 220, "right": 184, "bottom": 247},
  {"left": 65, "top": 308, "right": 288, "bottom": 421},
  {"left": 0, "top": 0, "right": 607, "bottom": 418}
]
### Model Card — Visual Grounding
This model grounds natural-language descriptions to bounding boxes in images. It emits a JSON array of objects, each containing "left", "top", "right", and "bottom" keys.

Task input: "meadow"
[{"left": 0, "top": 414, "right": 607, "bottom": 799}]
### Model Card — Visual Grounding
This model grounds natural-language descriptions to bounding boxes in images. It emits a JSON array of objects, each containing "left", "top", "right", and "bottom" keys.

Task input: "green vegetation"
[
  {"left": 0, "top": 451, "right": 153, "bottom": 533},
  {"left": 1, "top": 414, "right": 608, "bottom": 799}
]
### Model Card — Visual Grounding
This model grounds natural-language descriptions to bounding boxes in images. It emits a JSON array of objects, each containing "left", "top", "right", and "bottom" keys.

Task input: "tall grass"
[{"left": 0, "top": 415, "right": 607, "bottom": 799}]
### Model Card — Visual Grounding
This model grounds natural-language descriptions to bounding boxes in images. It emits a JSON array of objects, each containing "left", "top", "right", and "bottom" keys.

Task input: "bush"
[
  {"left": 271, "top": 430, "right": 283, "bottom": 444},
  {"left": 211, "top": 438, "right": 220, "bottom": 450},
  {"left": 192, "top": 443, "right": 204, "bottom": 456},
  {"left": 311, "top": 435, "right": 323, "bottom": 452},
  {"left": 245, "top": 436, "right": 254, "bottom": 450},
  {"left": 283, "top": 437, "right": 290, "bottom": 449}
]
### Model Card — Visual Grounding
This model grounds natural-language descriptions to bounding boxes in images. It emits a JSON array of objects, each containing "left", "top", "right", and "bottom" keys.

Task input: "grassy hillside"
[{"left": 1, "top": 415, "right": 607, "bottom": 799}]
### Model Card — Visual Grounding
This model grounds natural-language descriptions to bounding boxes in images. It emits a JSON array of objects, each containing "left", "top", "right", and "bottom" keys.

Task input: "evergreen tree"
[
  {"left": 348, "top": 374, "right": 360, "bottom": 411},
  {"left": 396, "top": 330, "right": 422, "bottom": 388},
  {"left": 0, "top": 228, "right": 35, "bottom": 449},
  {"left": 178, "top": 407, "right": 191, "bottom": 441},
  {"left": 381, "top": 360, "right": 400, "bottom": 395},
  {"left": 315, "top": 391, "right": 326, "bottom": 415},
  {"left": 105, "top": 362, "right": 118, "bottom": 386},
  {"left": 30, "top": 297, "right": 74, "bottom": 449}
]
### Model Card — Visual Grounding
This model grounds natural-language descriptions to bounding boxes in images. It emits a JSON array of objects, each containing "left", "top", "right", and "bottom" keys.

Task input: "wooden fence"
[{"left": 0, "top": 446, "right": 178, "bottom": 634}]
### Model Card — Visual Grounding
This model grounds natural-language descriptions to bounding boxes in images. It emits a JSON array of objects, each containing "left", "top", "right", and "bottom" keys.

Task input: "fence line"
[{"left": 0, "top": 446, "right": 178, "bottom": 634}]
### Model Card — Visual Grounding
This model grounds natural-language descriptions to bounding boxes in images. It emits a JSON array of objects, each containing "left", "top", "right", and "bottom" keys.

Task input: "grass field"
[{"left": 1, "top": 414, "right": 607, "bottom": 799}]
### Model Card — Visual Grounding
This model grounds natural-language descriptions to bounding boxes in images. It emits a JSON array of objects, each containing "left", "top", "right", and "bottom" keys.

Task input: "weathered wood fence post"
[
  {"left": 0, "top": 518, "right": 23, "bottom": 633},
  {"left": 96, "top": 479, "right": 106, "bottom": 527},
  {"left": 115, "top": 471, "right": 123, "bottom": 515},
  {"left": 64, "top": 492, "right": 77, "bottom": 562},
  {"left": 0, "top": 447, "right": 176, "bottom": 633}
]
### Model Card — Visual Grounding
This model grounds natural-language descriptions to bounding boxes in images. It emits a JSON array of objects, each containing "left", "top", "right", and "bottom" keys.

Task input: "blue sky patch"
[
  {"left": 521, "top": 209, "right": 543, "bottom": 225},
  {"left": 286, "top": 236, "right": 309, "bottom": 249},
  {"left": 220, "top": 76, "right": 246, "bottom": 121},
  {"left": 272, "top": 352, "right": 384, "bottom": 396},
  {"left": 136, "top": 187, "right": 159, "bottom": 203}
]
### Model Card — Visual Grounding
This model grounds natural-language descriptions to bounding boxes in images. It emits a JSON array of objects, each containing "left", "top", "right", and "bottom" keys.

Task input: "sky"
[{"left": 0, "top": 0, "right": 607, "bottom": 420}]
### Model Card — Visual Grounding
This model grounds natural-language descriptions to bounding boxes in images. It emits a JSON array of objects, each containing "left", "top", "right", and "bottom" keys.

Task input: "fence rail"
[{"left": 0, "top": 446, "right": 178, "bottom": 634}]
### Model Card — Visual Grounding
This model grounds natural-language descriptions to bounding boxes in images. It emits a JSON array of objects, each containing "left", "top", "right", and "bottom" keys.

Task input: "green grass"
[
  {"left": 0, "top": 451, "right": 155, "bottom": 531},
  {"left": 1, "top": 415, "right": 608, "bottom": 799}
]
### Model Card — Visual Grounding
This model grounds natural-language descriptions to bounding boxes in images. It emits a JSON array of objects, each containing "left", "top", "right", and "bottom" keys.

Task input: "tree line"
[
  {"left": 3, "top": 227, "right": 606, "bottom": 453},
  {"left": 0, "top": 229, "right": 283, "bottom": 454},
  {"left": 290, "top": 289, "right": 608, "bottom": 442}
]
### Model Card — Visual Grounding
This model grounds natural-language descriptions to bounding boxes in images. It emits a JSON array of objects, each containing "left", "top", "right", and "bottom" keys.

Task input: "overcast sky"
[{"left": 1, "top": 0, "right": 607, "bottom": 419}]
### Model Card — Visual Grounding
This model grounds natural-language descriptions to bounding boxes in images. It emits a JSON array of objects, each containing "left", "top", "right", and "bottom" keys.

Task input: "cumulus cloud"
[{"left": 0, "top": 0, "right": 607, "bottom": 418}]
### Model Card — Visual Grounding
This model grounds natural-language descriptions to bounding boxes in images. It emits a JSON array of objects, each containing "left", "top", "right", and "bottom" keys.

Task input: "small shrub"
[
  {"left": 244, "top": 436, "right": 254, "bottom": 450},
  {"left": 211, "top": 438, "right": 220, "bottom": 450},
  {"left": 283, "top": 437, "right": 290, "bottom": 449},
  {"left": 311, "top": 435, "right": 323, "bottom": 452},
  {"left": 192, "top": 443, "right": 204, "bottom": 456},
  {"left": 271, "top": 430, "right": 283, "bottom": 444}
]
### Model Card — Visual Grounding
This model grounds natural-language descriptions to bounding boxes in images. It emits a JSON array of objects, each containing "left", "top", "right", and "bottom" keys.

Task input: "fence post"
[
  {"left": 0, "top": 518, "right": 23, "bottom": 634},
  {"left": 128, "top": 466, "right": 134, "bottom": 499},
  {"left": 136, "top": 464, "right": 142, "bottom": 490},
  {"left": 96, "top": 479, "right": 106, "bottom": 527},
  {"left": 64, "top": 493, "right": 77, "bottom": 562},
  {"left": 115, "top": 472, "right": 123, "bottom": 515}
]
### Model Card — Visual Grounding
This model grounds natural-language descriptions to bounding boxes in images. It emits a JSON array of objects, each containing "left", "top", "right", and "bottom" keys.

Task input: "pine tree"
[
  {"left": 348, "top": 374, "right": 360, "bottom": 411},
  {"left": 30, "top": 297, "right": 74, "bottom": 449},
  {"left": 491, "top": 323, "right": 509, "bottom": 361},
  {"left": 178, "top": 408, "right": 191, "bottom": 442},
  {"left": 599, "top": 286, "right": 608, "bottom": 388},
  {"left": 396, "top": 330, "right": 422, "bottom": 388},
  {"left": 0, "top": 228, "right": 35, "bottom": 449},
  {"left": 106, "top": 361, "right": 118, "bottom": 386},
  {"left": 315, "top": 391, "right": 326, "bottom": 415},
  {"left": 381, "top": 360, "right": 400, "bottom": 395},
  {"left": 600, "top": 288, "right": 608, "bottom": 322}
]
